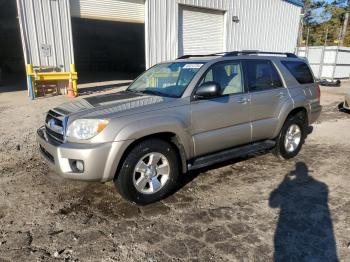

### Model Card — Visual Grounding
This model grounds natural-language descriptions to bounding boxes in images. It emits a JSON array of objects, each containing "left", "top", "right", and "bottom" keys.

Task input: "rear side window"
[
  {"left": 244, "top": 60, "right": 283, "bottom": 92},
  {"left": 281, "top": 61, "right": 314, "bottom": 84}
]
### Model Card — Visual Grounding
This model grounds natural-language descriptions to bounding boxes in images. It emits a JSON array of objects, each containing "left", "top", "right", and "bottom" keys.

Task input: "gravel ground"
[{"left": 0, "top": 82, "right": 350, "bottom": 261}]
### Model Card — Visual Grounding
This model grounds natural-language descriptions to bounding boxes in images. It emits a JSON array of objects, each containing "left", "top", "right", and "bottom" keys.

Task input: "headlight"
[{"left": 66, "top": 119, "right": 109, "bottom": 140}]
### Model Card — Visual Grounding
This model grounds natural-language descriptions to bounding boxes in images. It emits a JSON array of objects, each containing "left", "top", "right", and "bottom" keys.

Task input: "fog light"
[
  {"left": 69, "top": 159, "right": 85, "bottom": 173},
  {"left": 76, "top": 160, "right": 84, "bottom": 172}
]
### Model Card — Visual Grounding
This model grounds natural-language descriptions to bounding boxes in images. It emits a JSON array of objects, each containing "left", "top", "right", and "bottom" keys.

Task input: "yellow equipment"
[{"left": 26, "top": 64, "right": 78, "bottom": 99}]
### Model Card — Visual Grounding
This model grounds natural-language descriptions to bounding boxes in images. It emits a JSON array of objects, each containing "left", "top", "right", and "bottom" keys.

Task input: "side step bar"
[{"left": 188, "top": 140, "right": 276, "bottom": 171}]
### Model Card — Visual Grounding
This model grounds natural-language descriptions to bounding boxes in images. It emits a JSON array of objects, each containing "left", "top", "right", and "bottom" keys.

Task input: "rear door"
[
  {"left": 281, "top": 60, "right": 320, "bottom": 122},
  {"left": 190, "top": 61, "right": 251, "bottom": 157},
  {"left": 243, "top": 59, "right": 291, "bottom": 141}
]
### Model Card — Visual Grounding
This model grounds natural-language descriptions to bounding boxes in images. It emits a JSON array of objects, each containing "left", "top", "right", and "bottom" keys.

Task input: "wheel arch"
[
  {"left": 114, "top": 132, "right": 188, "bottom": 181},
  {"left": 273, "top": 106, "right": 309, "bottom": 138},
  {"left": 287, "top": 107, "right": 308, "bottom": 122}
]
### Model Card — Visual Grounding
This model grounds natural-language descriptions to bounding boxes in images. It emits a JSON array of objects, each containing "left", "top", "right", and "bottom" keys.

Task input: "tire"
[
  {"left": 114, "top": 138, "right": 179, "bottom": 205},
  {"left": 273, "top": 114, "right": 306, "bottom": 160},
  {"left": 338, "top": 102, "right": 350, "bottom": 113},
  {"left": 338, "top": 102, "right": 344, "bottom": 110}
]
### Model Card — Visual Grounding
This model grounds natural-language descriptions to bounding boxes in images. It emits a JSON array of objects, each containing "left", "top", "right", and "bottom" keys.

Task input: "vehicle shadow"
[
  {"left": 174, "top": 149, "right": 270, "bottom": 193},
  {"left": 269, "top": 162, "right": 338, "bottom": 261}
]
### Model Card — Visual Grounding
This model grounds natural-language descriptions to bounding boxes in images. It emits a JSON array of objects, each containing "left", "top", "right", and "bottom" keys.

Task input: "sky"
[
  {"left": 314, "top": 0, "right": 345, "bottom": 23},
  {"left": 311, "top": 0, "right": 345, "bottom": 23}
]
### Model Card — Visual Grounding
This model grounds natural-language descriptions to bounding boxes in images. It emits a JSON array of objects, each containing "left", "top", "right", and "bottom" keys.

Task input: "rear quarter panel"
[
  {"left": 271, "top": 59, "right": 316, "bottom": 138},
  {"left": 282, "top": 59, "right": 321, "bottom": 125}
]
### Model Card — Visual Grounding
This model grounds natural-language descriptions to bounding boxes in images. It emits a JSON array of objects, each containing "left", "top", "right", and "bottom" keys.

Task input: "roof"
[
  {"left": 172, "top": 51, "right": 301, "bottom": 64},
  {"left": 177, "top": 51, "right": 297, "bottom": 59}
]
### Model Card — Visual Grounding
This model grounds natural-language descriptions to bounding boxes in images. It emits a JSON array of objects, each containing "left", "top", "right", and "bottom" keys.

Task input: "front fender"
[{"left": 114, "top": 115, "right": 192, "bottom": 159}]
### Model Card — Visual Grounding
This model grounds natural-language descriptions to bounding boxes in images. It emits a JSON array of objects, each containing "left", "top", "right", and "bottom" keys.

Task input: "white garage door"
[
  {"left": 70, "top": 0, "right": 145, "bottom": 23},
  {"left": 179, "top": 6, "right": 224, "bottom": 56}
]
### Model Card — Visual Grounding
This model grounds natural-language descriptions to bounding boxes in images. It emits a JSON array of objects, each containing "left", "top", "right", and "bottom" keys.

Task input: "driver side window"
[{"left": 201, "top": 62, "right": 244, "bottom": 96}]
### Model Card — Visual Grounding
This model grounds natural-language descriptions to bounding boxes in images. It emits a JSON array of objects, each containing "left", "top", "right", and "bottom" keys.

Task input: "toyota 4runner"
[{"left": 37, "top": 51, "right": 322, "bottom": 204}]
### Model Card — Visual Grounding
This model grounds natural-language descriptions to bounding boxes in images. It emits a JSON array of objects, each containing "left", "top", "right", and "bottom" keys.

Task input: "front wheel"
[
  {"left": 114, "top": 139, "right": 179, "bottom": 205},
  {"left": 273, "top": 115, "right": 306, "bottom": 160}
]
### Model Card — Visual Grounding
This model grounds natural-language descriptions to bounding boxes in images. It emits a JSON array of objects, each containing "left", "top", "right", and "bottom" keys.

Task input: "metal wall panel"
[
  {"left": 321, "top": 65, "right": 333, "bottom": 79},
  {"left": 334, "top": 66, "right": 350, "bottom": 78},
  {"left": 307, "top": 48, "right": 323, "bottom": 63},
  {"left": 336, "top": 47, "right": 350, "bottom": 64},
  {"left": 226, "top": 0, "right": 301, "bottom": 53},
  {"left": 323, "top": 50, "right": 337, "bottom": 64},
  {"left": 16, "top": 0, "right": 74, "bottom": 72},
  {"left": 145, "top": 0, "right": 231, "bottom": 67},
  {"left": 70, "top": 0, "right": 145, "bottom": 23},
  {"left": 145, "top": 0, "right": 301, "bottom": 68},
  {"left": 145, "top": 0, "right": 177, "bottom": 67}
]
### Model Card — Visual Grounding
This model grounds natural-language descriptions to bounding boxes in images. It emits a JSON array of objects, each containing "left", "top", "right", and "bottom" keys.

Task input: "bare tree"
[{"left": 340, "top": 0, "right": 349, "bottom": 45}]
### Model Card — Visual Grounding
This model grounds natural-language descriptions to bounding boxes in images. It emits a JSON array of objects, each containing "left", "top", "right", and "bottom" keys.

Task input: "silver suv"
[{"left": 37, "top": 51, "right": 322, "bottom": 204}]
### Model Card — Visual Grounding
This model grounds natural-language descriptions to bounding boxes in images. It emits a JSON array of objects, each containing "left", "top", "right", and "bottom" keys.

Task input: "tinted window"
[
  {"left": 200, "top": 62, "right": 244, "bottom": 95},
  {"left": 281, "top": 61, "right": 314, "bottom": 84},
  {"left": 244, "top": 60, "right": 283, "bottom": 92}
]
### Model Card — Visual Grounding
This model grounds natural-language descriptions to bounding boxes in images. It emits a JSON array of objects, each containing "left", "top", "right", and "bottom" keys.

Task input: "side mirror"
[{"left": 194, "top": 82, "right": 221, "bottom": 99}]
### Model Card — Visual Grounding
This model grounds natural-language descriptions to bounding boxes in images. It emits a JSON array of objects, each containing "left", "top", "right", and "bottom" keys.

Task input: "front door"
[{"left": 191, "top": 61, "right": 251, "bottom": 157}]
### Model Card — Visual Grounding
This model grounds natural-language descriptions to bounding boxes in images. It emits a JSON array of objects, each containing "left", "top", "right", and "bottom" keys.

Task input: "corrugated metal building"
[{"left": 15, "top": 0, "right": 303, "bottom": 83}]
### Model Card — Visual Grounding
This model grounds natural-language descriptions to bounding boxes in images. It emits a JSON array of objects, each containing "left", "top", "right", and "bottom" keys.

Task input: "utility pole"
[
  {"left": 340, "top": 0, "right": 349, "bottom": 46},
  {"left": 296, "top": 13, "right": 304, "bottom": 55},
  {"left": 305, "top": 27, "right": 310, "bottom": 60},
  {"left": 318, "top": 27, "right": 329, "bottom": 79},
  {"left": 298, "top": 13, "right": 304, "bottom": 46}
]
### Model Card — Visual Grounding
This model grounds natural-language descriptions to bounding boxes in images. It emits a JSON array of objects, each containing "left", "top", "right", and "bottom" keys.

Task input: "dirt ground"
[{"left": 0, "top": 81, "right": 350, "bottom": 261}]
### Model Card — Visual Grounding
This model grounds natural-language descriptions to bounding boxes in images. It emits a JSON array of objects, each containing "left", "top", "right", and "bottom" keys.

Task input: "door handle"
[
  {"left": 237, "top": 97, "right": 250, "bottom": 104},
  {"left": 276, "top": 92, "right": 285, "bottom": 98}
]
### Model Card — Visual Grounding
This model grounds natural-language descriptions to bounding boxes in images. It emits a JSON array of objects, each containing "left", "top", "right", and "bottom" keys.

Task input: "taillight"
[{"left": 316, "top": 84, "right": 321, "bottom": 101}]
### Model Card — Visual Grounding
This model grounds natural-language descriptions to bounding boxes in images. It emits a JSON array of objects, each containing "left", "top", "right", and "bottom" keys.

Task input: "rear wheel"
[
  {"left": 273, "top": 114, "right": 306, "bottom": 160},
  {"left": 114, "top": 139, "right": 179, "bottom": 204}
]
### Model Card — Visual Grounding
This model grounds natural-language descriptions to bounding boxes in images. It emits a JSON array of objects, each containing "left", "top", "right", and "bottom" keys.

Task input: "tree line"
[{"left": 301, "top": 0, "right": 350, "bottom": 46}]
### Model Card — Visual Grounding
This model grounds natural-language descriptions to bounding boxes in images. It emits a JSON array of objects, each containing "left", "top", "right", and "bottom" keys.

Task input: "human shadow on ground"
[{"left": 269, "top": 162, "right": 338, "bottom": 261}]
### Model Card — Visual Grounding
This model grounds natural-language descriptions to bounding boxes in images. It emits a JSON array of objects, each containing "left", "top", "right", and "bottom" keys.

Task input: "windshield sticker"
[{"left": 183, "top": 64, "right": 203, "bottom": 69}]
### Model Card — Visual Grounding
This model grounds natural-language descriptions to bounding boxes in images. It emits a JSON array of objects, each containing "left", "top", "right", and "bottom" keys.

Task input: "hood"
[{"left": 52, "top": 91, "right": 176, "bottom": 120}]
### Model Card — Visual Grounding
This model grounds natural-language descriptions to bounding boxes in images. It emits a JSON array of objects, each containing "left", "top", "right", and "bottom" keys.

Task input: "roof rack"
[
  {"left": 223, "top": 50, "right": 298, "bottom": 58},
  {"left": 177, "top": 50, "right": 297, "bottom": 60},
  {"left": 177, "top": 54, "right": 219, "bottom": 59}
]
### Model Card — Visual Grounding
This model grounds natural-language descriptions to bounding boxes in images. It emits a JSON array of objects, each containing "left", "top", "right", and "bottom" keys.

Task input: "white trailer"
[{"left": 297, "top": 46, "right": 350, "bottom": 80}]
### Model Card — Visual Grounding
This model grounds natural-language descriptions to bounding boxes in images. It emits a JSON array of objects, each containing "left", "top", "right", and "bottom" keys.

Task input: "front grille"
[
  {"left": 46, "top": 127, "right": 64, "bottom": 142},
  {"left": 45, "top": 110, "right": 66, "bottom": 143}
]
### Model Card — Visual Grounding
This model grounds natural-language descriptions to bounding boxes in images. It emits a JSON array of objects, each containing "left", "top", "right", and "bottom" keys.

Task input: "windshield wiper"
[
  {"left": 126, "top": 89, "right": 141, "bottom": 94},
  {"left": 140, "top": 90, "right": 176, "bottom": 98}
]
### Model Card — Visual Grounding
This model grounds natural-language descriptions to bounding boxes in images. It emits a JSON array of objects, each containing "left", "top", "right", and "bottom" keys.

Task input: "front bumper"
[{"left": 37, "top": 127, "right": 132, "bottom": 182}]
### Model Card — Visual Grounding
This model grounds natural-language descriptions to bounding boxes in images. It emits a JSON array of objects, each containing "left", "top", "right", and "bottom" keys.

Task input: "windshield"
[{"left": 127, "top": 62, "right": 204, "bottom": 98}]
